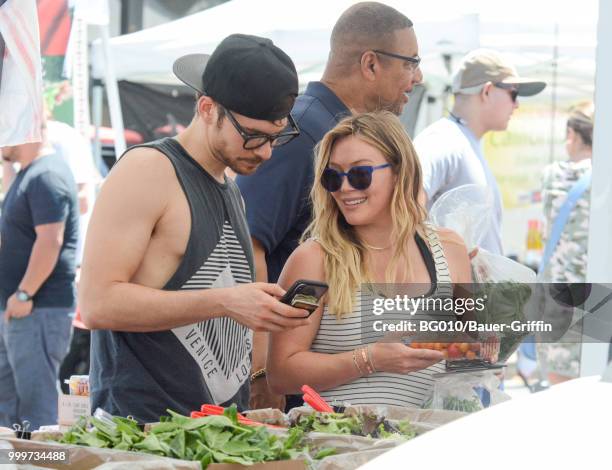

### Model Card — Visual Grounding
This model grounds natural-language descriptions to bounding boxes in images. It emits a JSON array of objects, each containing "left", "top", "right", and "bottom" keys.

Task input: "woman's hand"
[{"left": 370, "top": 342, "right": 444, "bottom": 374}]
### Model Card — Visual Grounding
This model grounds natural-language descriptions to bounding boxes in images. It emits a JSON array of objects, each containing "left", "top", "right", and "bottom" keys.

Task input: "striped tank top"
[{"left": 310, "top": 224, "right": 453, "bottom": 408}]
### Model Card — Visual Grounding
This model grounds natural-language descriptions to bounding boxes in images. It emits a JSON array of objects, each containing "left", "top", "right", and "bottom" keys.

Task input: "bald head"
[{"left": 329, "top": 2, "right": 413, "bottom": 69}]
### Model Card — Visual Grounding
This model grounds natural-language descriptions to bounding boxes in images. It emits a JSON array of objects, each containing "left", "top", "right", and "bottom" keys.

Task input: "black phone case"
[{"left": 280, "top": 279, "right": 328, "bottom": 314}]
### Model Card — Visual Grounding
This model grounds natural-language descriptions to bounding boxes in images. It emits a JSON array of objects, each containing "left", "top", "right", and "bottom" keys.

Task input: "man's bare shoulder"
[
  {"left": 93, "top": 145, "right": 181, "bottom": 224},
  {"left": 107, "top": 145, "right": 175, "bottom": 183}
]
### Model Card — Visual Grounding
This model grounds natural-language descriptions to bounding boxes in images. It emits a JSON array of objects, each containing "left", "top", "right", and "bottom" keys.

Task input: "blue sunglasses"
[{"left": 321, "top": 163, "right": 391, "bottom": 192}]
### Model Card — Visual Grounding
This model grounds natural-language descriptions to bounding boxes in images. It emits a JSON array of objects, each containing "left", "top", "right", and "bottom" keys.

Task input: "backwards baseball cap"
[
  {"left": 173, "top": 34, "right": 299, "bottom": 121},
  {"left": 452, "top": 48, "right": 546, "bottom": 97}
]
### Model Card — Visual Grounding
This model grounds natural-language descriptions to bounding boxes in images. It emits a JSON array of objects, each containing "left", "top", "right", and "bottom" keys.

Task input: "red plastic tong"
[
  {"left": 191, "top": 404, "right": 283, "bottom": 428},
  {"left": 301, "top": 385, "right": 334, "bottom": 413}
]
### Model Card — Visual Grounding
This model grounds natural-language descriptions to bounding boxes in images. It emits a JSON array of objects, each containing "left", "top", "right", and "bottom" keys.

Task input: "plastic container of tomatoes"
[{"left": 410, "top": 337, "right": 502, "bottom": 372}]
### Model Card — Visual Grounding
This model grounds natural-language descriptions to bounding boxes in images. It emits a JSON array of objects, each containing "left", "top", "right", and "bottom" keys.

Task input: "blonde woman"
[{"left": 267, "top": 112, "right": 472, "bottom": 408}]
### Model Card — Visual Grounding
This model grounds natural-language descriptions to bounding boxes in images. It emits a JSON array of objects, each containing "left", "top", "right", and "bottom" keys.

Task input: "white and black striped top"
[
  {"left": 311, "top": 224, "right": 453, "bottom": 408},
  {"left": 182, "top": 221, "right": 253, "bottom": 289}
]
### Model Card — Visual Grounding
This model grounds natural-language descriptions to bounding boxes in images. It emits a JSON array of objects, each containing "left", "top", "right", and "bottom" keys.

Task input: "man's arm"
[
  {"left": 4, "top": 222, "right": 66, "bottom": 320},
  {"left": 79, "top": 148, "right": 309, "bottom": 333},
  {"left": 19, "top": 222, "right": 65, "bottom": 294},
  {"left": 1, "top": 160, "right": 16, "bottom": 194},
  {"left": 251, "top": 237, "right": 270, "bottom": 372}
]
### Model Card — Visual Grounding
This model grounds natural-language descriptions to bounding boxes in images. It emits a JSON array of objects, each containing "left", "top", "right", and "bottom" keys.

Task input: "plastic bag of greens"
[
  {"left": 429, "top": 185, "right": 536, "bottom": 361},
  {"left": 424, "top": 371, "right": 510, "bottom": 413}
]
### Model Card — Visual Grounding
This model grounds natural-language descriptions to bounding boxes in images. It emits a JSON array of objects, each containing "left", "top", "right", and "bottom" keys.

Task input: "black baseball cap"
[{"left": 173, "top": 34, "right": 299, "bottom": 121}]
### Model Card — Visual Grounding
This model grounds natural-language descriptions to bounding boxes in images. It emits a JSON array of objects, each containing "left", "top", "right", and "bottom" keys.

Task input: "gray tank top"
[{"left": 90, "top": 138, "right": 254, "bottom": 423}]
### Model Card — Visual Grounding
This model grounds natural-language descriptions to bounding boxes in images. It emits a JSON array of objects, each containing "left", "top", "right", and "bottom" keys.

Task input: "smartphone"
[{"left": 280, "top": 279, "right": 329, "bottom": 315}]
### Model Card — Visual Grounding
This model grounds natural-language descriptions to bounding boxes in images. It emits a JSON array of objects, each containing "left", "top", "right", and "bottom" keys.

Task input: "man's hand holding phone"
[{"left": 223, "top": 283, "right": 311, "bottom": 332}]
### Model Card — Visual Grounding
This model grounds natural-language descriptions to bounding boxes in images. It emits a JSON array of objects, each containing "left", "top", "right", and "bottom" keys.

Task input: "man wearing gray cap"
[
  {"left": 415, "top": 49, "right": 546, "bottom": 254},
  {"left": 80, "top": 34, "right": 310, "bottom": 422}
]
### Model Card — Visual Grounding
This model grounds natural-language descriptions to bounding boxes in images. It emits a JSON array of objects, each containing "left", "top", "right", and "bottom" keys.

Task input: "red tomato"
[{"left": 447, "top": 343, "right": 462, "bottom": 359}]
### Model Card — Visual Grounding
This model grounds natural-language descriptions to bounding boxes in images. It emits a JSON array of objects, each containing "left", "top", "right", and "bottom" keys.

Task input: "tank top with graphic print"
[{"left": 90, "top": 138, "right": 254, "bottom": 422}]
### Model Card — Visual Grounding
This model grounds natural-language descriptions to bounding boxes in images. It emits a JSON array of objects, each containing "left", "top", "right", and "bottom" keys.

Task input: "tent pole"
[
  {"left": 581, "top": 0, "right": 612, "bottom": 376},
  {"left": 91, "top": 78, "right": 104, "bottom": 169},
  {"left": 548, "top": 23, "right": 558, "bottom": 164},
  {"left": 100, "top": 18, "right": 126, "bottom": 159}
]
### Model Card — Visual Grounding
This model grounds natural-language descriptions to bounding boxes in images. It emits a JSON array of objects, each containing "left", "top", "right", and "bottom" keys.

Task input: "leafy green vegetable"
[
  {"left": 475, "top": 282, "right": 533, "bottom": 360},
  {"left": 293, "top": 411, "right": 415, "bottom": 440},
  {"left": 441, "top": 396, "right": 482, "bottom": 413},
  {"left": 56, "top": 405, "right": 334, "bottom": 468}
]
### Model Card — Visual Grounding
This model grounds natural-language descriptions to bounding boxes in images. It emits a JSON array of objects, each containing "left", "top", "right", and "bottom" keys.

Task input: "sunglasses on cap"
[
  {"left": 321, "top": 163, "right": 391, "bottom": 192},
  {"left": 494, "top": 83, "right": 519, "bottom": 103}
]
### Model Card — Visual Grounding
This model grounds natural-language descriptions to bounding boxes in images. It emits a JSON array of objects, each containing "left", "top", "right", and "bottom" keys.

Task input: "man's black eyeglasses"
[
  {"left": 223, "top": 107, "right": 300, "bottom": 150},
  {"left": 372, "top": 49, "right": 421, "bottom": 69},
  {"left": 494, "top": 83, "right": 519, "bottom": 103}
]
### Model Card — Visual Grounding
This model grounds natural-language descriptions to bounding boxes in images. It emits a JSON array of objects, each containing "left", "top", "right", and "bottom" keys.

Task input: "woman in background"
[{"left": 538, "top": 101, "right": 594, "bottom": 384}]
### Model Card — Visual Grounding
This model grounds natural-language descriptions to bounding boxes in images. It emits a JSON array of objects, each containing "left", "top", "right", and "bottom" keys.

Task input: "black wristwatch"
[{"left": 15, "top": 289, "right": 33, "bottom": 302}]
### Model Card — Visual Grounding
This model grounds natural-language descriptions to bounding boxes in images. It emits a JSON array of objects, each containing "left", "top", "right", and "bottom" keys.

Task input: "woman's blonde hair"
[{"left": 303, "top": 111, "right": 427, "bottom": 318}]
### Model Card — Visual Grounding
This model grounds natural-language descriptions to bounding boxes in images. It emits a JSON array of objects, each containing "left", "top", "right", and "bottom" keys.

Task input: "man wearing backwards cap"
[
  {"left": 415, "top": 48, "right": 546, "bottom": 255},
  {"left": 80, "top": 34, "right": 309, "bottom": 422}
]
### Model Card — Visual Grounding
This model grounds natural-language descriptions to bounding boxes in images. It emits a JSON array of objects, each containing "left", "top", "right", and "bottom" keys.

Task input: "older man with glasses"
[
  {"left": 415, "top": 48, "right": 546, "bottom": 255},
  {"left": 235, "top": 1, "right": 423, "bottom": 411}
]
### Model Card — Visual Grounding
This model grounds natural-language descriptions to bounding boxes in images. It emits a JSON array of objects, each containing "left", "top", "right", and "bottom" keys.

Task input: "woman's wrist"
[
  {"left": 352, "top": 346, "right": 376, "bottom": 377},
  {"left": 250, "top": 368, "right": 266, "bottom": 383},
  {"left": 352, "top": 349, "right": 365, "bottom": 376}
]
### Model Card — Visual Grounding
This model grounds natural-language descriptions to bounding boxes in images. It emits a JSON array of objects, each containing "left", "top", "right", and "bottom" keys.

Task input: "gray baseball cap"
[{"left": 452, "top": 49, "right": 546, "bottom": 96}]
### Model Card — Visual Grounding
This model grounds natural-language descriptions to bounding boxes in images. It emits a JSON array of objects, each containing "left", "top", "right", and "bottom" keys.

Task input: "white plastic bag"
[
  {"left": 429, "top": 184, "right": 536, "bottom": 284},
  {"left": 426, "top": 371, "right": 510, "bottom": 413}
]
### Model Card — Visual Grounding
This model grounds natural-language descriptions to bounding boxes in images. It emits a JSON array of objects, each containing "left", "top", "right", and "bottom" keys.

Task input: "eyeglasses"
[
  {"left": 321, "top": 163, "right": 391, "bottom": 192},
  {"left": 372, "top": 49, "right": 421, "bottom": 70},
  {"left": 223, "top": 107, "right": 300, "bottom": 150},
  {"left": 494, "top": 83, "right": 519, "bottom": 103}
]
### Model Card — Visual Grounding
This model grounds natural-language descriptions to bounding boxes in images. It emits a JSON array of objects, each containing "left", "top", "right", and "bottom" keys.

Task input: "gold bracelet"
[
  {"left": 361, "top": 347, "right": 374, "bottom": 375},
  {"left": 352, "top": 349, "right": 365, "bottom": 376},
  {"left": 366, "top": 345, "right": 376, "bottom": 373},
  {"left": 250, "top": 368, "right": 266, "bottom": 383}
]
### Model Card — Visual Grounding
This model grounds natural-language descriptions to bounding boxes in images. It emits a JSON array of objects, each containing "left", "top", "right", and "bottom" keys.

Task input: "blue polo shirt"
[
  {"left": 0, "top": 153, "right": 78, "bottom": 309},
  {"left": 236, "top": 82, "right": 349, "bottom": 282}
]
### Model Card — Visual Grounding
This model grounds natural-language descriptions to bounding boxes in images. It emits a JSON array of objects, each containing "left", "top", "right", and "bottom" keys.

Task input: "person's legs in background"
[
  {"left": 0, "top": 316, "right": 19, "bottom": 427},
  {"left": 5, "top": 308, "right": 72, "bottom": 429},
  {"left": 59, "top": 326, "right": 91, "bottom": 394}
]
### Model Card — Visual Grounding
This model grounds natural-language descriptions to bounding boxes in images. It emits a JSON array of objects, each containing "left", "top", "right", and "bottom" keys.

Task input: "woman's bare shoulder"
[{"left": 279, "top": 239, "right": 326, "bottom": 286}]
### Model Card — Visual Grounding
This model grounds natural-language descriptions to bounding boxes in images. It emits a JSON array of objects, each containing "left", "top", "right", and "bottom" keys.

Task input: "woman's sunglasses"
[{"left": 321, "top": 163, "right": 391, "bottom": 192}]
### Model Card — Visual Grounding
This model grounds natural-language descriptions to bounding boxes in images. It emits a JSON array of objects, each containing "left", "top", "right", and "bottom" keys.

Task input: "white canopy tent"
[
  {"left": 90, "top": 0, "right": 479, "bottom": 86},
  {"left": 89, "top": 0, "right": 599, "bottom": 143}
]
